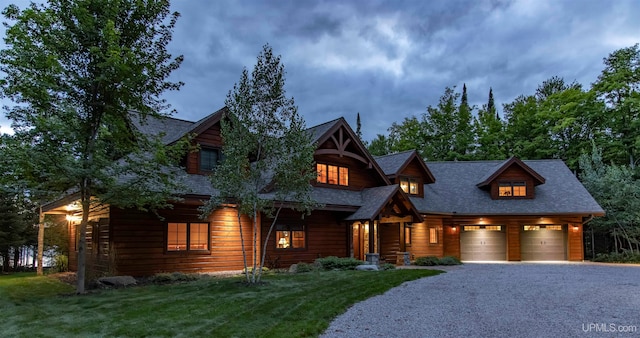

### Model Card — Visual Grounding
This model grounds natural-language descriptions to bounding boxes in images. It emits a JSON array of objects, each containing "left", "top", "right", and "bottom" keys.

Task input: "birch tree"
[{"left": 204, "top": 44, "right": 317, "bottom": 284}]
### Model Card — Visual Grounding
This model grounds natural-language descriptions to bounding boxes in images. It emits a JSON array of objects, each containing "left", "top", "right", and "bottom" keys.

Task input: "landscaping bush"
[
  {"left": 593, "top": 251, "right": 640, "bottom": 263},
  {"left": 295, "top": 262, "right": 315, "bottom": 273},
  {"left": 414, "top": 256, "right": 440, "bottom": 266},
  {"left": 149, "top": 272, "right": 200, "bottom": 284},
  {"left": 315, "top": 256, "right": 365, "bottom": 271},
  {"left": 438, "top": 256, "right": 462, "bottom": 265},
  {"left": 53, "top": 254, "right": 68, "bottom": 272},
  {"left": 380, "top": 263, "right": 396, "bottom": 270}
]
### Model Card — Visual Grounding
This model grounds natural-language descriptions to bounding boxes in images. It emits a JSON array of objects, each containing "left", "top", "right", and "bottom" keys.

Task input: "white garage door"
[
  {"left": 521, "top": 225, "right": 566, "bottom": 260},
  {"left": 460, "top": 225, "right": 506, "bottom": 261}
]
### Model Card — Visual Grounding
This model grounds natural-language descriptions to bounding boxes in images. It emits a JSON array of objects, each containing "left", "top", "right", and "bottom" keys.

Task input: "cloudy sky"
[{"left": 1, "top": 0, "right": 639, "bottom": 141}]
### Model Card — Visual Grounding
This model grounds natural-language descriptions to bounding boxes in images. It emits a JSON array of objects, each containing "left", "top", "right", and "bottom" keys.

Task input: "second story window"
[
  {"left": 200, "top": 148, "right": 221, "bottom": 172},
  {"left": 498, "top": 181, "right": 526, "bottom": 197},
  {"left": 399, "top": 177, "right": 419, "bottom": 195},
  {"left": 317, "top": 163, "right": 349, "bottom": 186}
]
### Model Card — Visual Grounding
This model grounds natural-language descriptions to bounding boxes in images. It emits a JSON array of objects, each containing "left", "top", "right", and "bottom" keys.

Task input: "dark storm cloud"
[{"left": 2, "top": 0, "right": 639, "bottom": 141}]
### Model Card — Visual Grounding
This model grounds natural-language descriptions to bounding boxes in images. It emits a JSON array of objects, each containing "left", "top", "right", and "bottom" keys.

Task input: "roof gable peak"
[{"left": 476, "top": 156, "right": 546, "bottom": 188}]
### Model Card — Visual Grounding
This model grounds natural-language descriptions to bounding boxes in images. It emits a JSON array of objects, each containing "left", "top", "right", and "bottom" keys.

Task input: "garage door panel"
[
  {"left": 521, "top": 226, "right": 566, "bottom": 261},
  {"left": 460, "top": 229, "right": 506, "bottom": 261}
]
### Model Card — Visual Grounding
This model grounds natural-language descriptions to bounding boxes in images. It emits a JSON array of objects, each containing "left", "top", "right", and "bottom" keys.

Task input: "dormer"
[
  {"left": 476, "top": 157, "right": 545, "bottom": 200},
  {"left": 168, "top": 108, "right": 226, "bottom": 175},
  {"left": 374, "top": 150, "right": 435, "bottom": 198},
  {"left": 308, "top": 118, "right": 389, "bottom": 190}
]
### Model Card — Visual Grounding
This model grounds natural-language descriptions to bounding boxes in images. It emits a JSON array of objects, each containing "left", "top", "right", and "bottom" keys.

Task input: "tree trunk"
[
  {"left": 37, "top": 207, "right": 45, "bottom": 275},
  {"left": 258, "top": 206, "right": 281, "bottom": 283},
  {"left": 76, "top": 195, "right": 91, "bottom": 294},
  {"left": 1, "top": 249, "right": 9, "bottom": 272},
  {"left": 13, "top": 247, "right": 20, "bottom": 270},
  {"left": 236, "top": 208, "right": 250, "bottom": 284}
]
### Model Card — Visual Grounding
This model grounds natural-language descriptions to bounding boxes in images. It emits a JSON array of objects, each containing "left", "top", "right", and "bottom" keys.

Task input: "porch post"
[
  {"left": 399, "top": 221, "right": 405, "bottom": 252},
  {"left": 368, "top": 220, "right": 375, "bottom": 253}
]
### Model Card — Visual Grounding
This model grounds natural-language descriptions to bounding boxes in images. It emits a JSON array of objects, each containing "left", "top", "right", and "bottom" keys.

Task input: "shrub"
[
  {"left": 414, "top": 256, "right": 440, "bottom": 266},
  {"left": 295, "top": 262, "right": 315, "bottom": 273},
  {"left": 315, "top": 256, "right": 365, "bottom": 271},
  {"left": 53, "top": 254, "right": 68, "bottom": 272},
  {"left": 380, "top": 263, "right": 396, "bottom": 270},
  {"left": 149, "top": 272, "right": 200, "bottom": 284},
  {"left": 593, "top": 252, "right": 640, "bottom": 263},
  {"left": 438, "top": 256, "right": 462, "bottom": 265},
  {"left": 242, "top": 266, "right": 270, "bottom": 274}
]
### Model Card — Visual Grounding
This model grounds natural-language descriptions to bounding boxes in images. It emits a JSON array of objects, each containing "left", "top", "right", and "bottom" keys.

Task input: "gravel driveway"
[{"left": 321, "top": 263, "right": 640, "bottom": 338}]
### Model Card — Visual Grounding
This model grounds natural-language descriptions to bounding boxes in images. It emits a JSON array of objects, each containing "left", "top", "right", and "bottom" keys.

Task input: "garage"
[
  {"left": 520, "top": 225, "right": 567, "bottom": 260},
  {"left": 460, "top": 225, "right": 506, "bottom": 261}
]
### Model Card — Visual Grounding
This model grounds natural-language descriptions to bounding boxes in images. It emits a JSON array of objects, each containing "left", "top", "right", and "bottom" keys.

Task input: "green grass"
[{"left": 0, "top": 269, "right": 441, "bottom": 337}]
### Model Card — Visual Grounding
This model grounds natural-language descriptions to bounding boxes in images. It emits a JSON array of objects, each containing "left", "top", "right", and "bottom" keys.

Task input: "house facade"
[{"left": 42, "top": 109, "right": 604, "bottom": 276}]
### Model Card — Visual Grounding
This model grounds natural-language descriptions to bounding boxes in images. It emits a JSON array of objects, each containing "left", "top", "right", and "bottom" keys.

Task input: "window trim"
[
  {"left": 404, "top": 224, "right": 412, "bottom": 247},
  {"left": 275, "top": 224, "right": 307, "bottom": 250},
  {"left": 166, "top": 222, "right": 211, "bottom": 253},
  {"left": 316, "top": 163, "right": 349, "bottom": 187},
  {"left": 199, "top": 147, "right": 222, "bottom": 173},
  {"left": 498, "top": 181, "right": 527, "bottom": 198}
]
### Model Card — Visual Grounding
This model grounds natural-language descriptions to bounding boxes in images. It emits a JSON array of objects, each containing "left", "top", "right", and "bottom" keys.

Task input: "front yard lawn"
[{"left": 1, "top": 269, "right": 441, "bottom": 337}]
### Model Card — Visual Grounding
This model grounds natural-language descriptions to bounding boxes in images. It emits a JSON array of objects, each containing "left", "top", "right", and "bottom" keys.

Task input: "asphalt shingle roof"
[
  {"left": 413, "top": 159, "right": 604, "bottom": 215},
  {"left": 374, "top": 150, "right": 414, "bottom": 176},
  {"left": 344, "top": 185, "right": 399, "bottom": 221}
]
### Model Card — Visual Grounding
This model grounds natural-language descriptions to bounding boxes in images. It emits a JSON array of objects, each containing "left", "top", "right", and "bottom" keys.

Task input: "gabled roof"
[
  {"left": 476, "top": 156, "right": 545, "bottom": 188},
  {"left": 132, "top": 107, "right": 227, "bottom": 146},
  {"left": 374, "top": 150, "right": 436, "bottom": 183},
  {"left": 308, "top": 117, "right": 391, "bottom": 185},
  {"left": 414, "top": 159, "right": 604, "bottom": 216},
  {"left": 344, "top": 185, "right": 423, "bottom": 222}
]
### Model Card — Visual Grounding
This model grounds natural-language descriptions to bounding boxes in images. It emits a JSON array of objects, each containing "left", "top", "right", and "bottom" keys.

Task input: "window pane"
[
  {"left": 409, "top": 179, "right": 418, "bottom": 195},
  {"left": 168, "top": 223, "right": 187, "bottom": 251},
  {"left": 498, "top": 184, "right": 512, "bottom": 196},
  {"left": 464, "top": 226, "right": 480, "bottom": 231},
  {"left": 429, "top": 228, "right": 438, "bottom": 244},
  {"left": 316, "top": 164, "right": 327, "bottom": 183},
  {"left": 276, "top": 231, "right": 290, "bottom": 248},
  {"left": 545, "top": 225, "right": 562, "bottom": 231},
  {"left": 524, "top": 225, "right": 540, "bottom": 231},
  {"left": 485, "top": 226, "right": 502, "bottom": 231},
  {"left": 200, "top": 149, "right": 219, "bottom": 172},
  {"left": 291, "top": 230, "right": 305, "bottom": 248},
  {"left": 404, "top": 226, "right": 411, "bottom": 245},
  {"left": 328, "top": 165, "right": 338, "bottom": 185},
  {"left": 513, "top": 182, "right": 526, "bottom": 196},
  {"left": 400, "top": 178, "right": 409, "bottom": 193},
  {"left": 190, "top": 223, "right": 209, "bottom": 250},
  {"left": 339, "top": 167, "right": 349, "bottom": 186}
]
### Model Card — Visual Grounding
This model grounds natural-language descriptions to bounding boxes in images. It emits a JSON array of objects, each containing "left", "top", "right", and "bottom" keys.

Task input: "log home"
[{"left": 41, "top": 108, "right": 604, "bottom": 275}]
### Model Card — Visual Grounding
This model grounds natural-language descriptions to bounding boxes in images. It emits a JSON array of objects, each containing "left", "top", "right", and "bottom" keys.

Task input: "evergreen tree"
[
  {"left": 474, "top": 88, "right": 505, "bottom": 160},
  {"left": 453, "top": 83, "right": 475, "bottom": 159}
]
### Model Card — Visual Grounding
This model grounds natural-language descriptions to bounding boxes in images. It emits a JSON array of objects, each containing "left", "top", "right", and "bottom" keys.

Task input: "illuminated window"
[
  {"left": 200, "top": 148, "right": 221, "bottom": 172},
  {"left": 464, "top": 226, "right": 480, "bottom": 231},
  {"left": 276, "top": 224, "right": 305, "bottom": 249},
  {"left": 429, "top": 228, "right": 438, "bottom": 244},
  {"left": 339, "top": 167, "right": 349, "bottom": 186},
  {"left": 400, "top": 177, "right": 419, "bottom": 195},
  {"left": 499, "top": 182, "right": 526, "bottom": 197},
  {"left": 316, "top": 163, "right": 348, "bottom": 186},
  {"left": 317, "top": 164, "right": 327, "bottom": 183},
  {"left": 524, "top": 225, "right": 540, "bottom": 231},
  {"left": 546, "top": 225, "right": 562, "bottom": 231},
  {"left": 167, "top": 222, "right": 209, "bottom": 251},
  {"left": 485, "top": 226, "right": 502, "bottom": 231},
  {"left": 404, "top": 225, "right": 412, "bottom": 246}
]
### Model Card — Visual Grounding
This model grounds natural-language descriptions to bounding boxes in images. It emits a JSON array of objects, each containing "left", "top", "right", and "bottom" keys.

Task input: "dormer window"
[
  {"left": 200, "top": 148, "right": 221, "bottom": 172},
  {"left": 317, "top": 163, "right": 349, "bottom": 186},
  {"left": 399, "top": 177, "right": 419, "bottom": 195},
  {"left": 499, "top": 182, "right": 526, "bottom": 197}
]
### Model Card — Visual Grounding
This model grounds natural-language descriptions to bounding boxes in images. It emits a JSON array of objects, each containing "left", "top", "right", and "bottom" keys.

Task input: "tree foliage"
[
  {"left": 579, "top": 147, "right": 640, "bottom": 254},
  {"left": 204, "top": 44, "right": 317, "bottom": 284},
  {"left": 0, "top": 0, "right": 185, "bottom": 292},
  {"left": 473, "top": 88, "right": 505, "bottom": 160}
]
